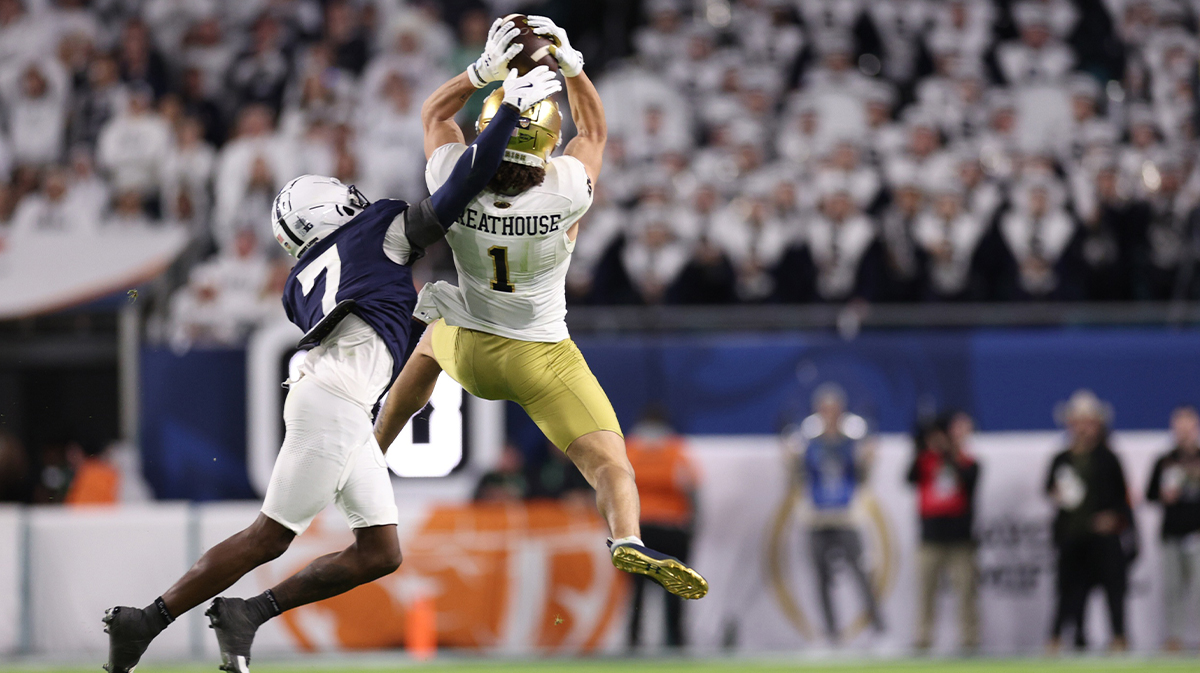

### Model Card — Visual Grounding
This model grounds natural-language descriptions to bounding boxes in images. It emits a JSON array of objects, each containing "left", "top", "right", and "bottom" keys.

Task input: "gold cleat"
[{"left": 610, "top": 543, "right": 709, "bottom": 600}]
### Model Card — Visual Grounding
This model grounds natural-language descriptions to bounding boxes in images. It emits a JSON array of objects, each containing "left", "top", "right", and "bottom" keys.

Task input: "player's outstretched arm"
[
  {"left": 402, "top": 68, "right": 562, "bottom": 256},
  {"left": 422, "top": 18, "right": 522, "bottom": 158},
  {"left": 528, "top": 16, "right": 605, "bottom": 182}
]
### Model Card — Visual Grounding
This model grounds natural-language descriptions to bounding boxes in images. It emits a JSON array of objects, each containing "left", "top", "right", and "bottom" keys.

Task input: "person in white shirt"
[
  {"left": 10, "top": 165, "right": 99, "bottom": 235},
  {"left": 97, "top": 86, "right": 173, "bottom": 200},
  {"left": 996, "top": 4, "right": 1076, "bottom": 85},
  {"left": 623, "top": 205, "right": 692, "bottom": 304},
  {"left": 356, "top": 71, "right": 425, "bottom": 205},
  {"left": 161, "top": 116, "right": 215, "bottom": 226},
  {"left": 710, "top": 184, "right": 795, "bottom": 302},
  {"left": 2, "top": 59, "right": 69, "bottom": 168},
  {"left": 1001, "top": 174, "right": 1078, "bottom": 298},
  {"left": 914, "top": 180, "right": 989, "bottom": 299},
  {"left": 104, "top": 190, "right": 155, "bottom": 230},
  {"left": 213, "top": 105, "right": 296, "bottom": 246},
  {"left": 807, "top": 171, "right": 878, "bottom": 301}
]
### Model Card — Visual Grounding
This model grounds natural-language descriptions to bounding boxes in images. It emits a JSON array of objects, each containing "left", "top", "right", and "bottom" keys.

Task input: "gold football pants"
[{"left": 430, "top": 320, "right": 623, "bottom": 450}]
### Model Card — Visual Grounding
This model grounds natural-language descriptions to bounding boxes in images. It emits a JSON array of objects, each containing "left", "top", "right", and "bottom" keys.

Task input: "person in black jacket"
[
  {"left": 1145, "top": 405, "right": 1200, "bottom": 652},
  {"left": 1045, "top": 390, "right": 1133, "bottom": 653},
  {"left": 907, "top": 412, "right": 981, "bottom": 653}
]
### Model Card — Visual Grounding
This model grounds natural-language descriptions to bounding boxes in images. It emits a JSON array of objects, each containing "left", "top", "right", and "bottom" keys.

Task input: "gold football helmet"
[{"left": 476, "top": 88, "right": 562, "bottom": 168}]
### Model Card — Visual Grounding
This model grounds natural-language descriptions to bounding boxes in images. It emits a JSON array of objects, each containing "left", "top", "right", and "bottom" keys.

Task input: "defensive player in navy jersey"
[{"left": 101, "top": 66, "right": 560, "bottom": 673}]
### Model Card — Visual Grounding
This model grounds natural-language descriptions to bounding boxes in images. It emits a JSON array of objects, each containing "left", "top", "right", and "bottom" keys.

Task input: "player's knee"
[
  {"left": 355, "top": 529, "right": 402, "bottom": 579},
  {"left": 246, "top": 514, "right": 296, "bottom": 562},
  {"left": 361, "top": 546, "right": 401, "bottom": 580}
]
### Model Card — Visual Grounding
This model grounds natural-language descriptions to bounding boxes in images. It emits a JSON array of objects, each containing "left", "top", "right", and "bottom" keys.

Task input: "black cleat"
[
  {"left": 102, "top": 606, "right": 157, "bottom": 673},
  {"left": 609, "top": 540, "right": 709, "bottom": 600},
  {"left": 206, "top": 598, "right": 260, "bottom": 673}
]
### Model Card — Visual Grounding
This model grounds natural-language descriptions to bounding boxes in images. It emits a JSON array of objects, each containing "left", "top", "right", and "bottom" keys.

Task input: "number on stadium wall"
[
  {"left": 488, "top": 246, "right": 514, "bottom": 293},
  {"left": 296, "top": 244, "right": 341, "bottom": 316},
  {"left": 384, "top": 372, "right": 465, "bottom": 478}
]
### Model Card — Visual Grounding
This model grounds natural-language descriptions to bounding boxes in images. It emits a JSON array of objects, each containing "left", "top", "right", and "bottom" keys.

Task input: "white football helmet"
[{"left": 271, "top": 175, "right": 370, "bottom": 258}]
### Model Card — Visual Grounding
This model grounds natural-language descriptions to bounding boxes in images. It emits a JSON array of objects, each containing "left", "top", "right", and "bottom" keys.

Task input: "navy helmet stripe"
[{"left": 278, "top": 217, "right": 305, "bottom": 246}]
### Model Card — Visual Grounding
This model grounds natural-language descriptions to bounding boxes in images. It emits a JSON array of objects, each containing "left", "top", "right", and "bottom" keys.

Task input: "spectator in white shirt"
[
  {"left": 3, "top": 60, "right": 69, "bottom": 168},
  {"left": 710, "top": 185, "right": 795, "bottom": 302},
  {"left": 821, "top": 138, "right": 882, "bottom": 211},
  {"left": 633, "top": 0, "right": 688, "bottom": 65},
  {"left": 622, "top": 205, "right": 691, "bottom": 305},
  {"left": 996, "top": 4, "right": 1076, "bottom": 85},
  {"left": 1001, "top": 175, "right": 1078, "bottom": 298},
  {"left": 10, "top": 165, "right": 98, "bottom": 235},
  {"left": 914, "top": 180, "right": 989, "bottom": 300},
  {"left": 161, "top": 116, "right": 215, "bottom": 228},
  {"left": 105, "top": 189, "right": 155, "bottom": 230},
  {"left": 213, "top": 104, "right": 295, "bottom": 246},
  {"left": 0, "top": 0, "right": 55, "bottom": 71},
  {"left": 807, "top": 171, "right": 878, "bottom": 301},
  {"left": 65, "top": 147, "right": 110, "bottom": 221},
  {"left": 97, "top": 86, "right": 172, "bottom": 201}
]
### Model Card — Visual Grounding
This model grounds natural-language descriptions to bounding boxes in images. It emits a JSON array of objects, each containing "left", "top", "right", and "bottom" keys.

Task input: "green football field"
[{"left": 3, "top": 659, "right": 1198, "bottom": 673}]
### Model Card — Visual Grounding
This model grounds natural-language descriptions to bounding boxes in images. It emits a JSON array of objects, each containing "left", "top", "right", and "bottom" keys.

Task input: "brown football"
[{"left": 503, "top": 14, "right": 560, "bottom": 75}]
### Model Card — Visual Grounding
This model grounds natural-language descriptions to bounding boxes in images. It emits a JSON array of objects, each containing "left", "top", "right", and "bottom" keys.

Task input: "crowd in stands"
[{"left": 2, "top": 0, "right": 1200, "bottom": 346}]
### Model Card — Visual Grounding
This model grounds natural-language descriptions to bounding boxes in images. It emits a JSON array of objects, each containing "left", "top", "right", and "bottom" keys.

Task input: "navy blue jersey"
[{"left": 282, "top": 199, "right": 415, "bottom": 388}]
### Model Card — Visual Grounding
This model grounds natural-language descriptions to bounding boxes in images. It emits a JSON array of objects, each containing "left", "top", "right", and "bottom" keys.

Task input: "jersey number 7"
[
  {"left": 297, "top": 244, "right": 342, "bottom": 317},
  {"left": 488, "top": 246, "right": 514, "bottom": 293}
]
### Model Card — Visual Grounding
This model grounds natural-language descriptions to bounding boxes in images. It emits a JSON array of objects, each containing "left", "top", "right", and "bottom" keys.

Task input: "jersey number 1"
[{"left": 488, "top": 246, "right": 514, "bottom": 293}]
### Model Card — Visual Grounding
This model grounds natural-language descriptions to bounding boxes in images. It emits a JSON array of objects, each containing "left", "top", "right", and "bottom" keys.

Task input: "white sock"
[{"left": 610, "top": 535, "right": 644, "bottom": 551}]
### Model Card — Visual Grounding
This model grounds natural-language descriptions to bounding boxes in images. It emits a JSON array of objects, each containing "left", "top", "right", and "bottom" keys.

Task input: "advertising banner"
[
  {"left": 686, "top": 432, "right": 1174, "bottom": 654},
  {"left": 11, "top": 431, "right": 1187, "bottom": 658}
]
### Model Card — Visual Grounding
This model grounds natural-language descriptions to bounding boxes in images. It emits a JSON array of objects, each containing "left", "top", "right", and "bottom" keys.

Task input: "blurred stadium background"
[{"left": 1, "top": 0, "right": 1200, "bottom": 669}]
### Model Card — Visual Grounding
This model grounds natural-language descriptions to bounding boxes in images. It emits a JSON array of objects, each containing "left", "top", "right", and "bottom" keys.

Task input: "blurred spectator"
[
  {"left": 907, "top": 412, "right": 980, "bottom": 653},
  {"left": 160, "top": 116, "right": 215, "bottom": 234},
  {"left": 1000, "top": 175, "right": 1078, "bottom": 299},
  {"left": 787, "top": 383, "right": 883, "bottom": 643},
  {"left": 1045, "top": 390, "right": 1133, "bottom": 652},
  {"left": 914, "top": 181, "right": 987, "bottom": 300},
  {"left": 808, "top": 173, "right": 879, "bottom": 302},
  {"left": 0, "top": 431, "right": 31, "bottom": 502},
  {"left": 1145, "top": 405, "right": 1200, "bottom": 653},
  {"left": 10, "top": 165, "right": 98, "bottom": 234},
  {"left": 64, "top": 442, "right": 120, "bottom": 505},
  {"left": 213, "top": 105, "right": 293, "bottom": 246},
  {"left": 116, "top": 18, "right": 170, "bottom": 97},
  {"left": 877, "top": 166, "right": 924, "bottom": 302},
  {"left": 473, "top": 442, "right": 527, "bottom": 502},
  {"left": 2, "top": 60, "right": 69, "bottom": 168},
  {"left": 105, "top": 189, "right": 154, "bottom": 229},
  {"left": 97, "top": 85, "right": 172, "bottom": 203},
  {"left": 227, "top": 13, "right": 291, "bottom": 112},
  {"left": 527, "top": 439, "right": 592, "bottom": 505},
  {"left": 69, "top": 55, "right": 127, "bottom": 149},
  {"left": 622, "top": 206, "right": 690, "bottom": 304},
  {"left": 624, "top": 407, "right": 700, "bottom": 650},
  {"left": 33, "top": 437, "right": 77, "bottom": 503}
]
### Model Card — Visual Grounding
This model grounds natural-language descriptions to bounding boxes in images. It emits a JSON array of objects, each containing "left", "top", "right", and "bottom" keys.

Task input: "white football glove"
[
  {"left": 501, "top": 66, "right": 562, "bottom": 112},
  {"left": 468, "top": 18, "right": 523, "bottom": 88},
  {"left": 527, "top": 15, "right": 584, "bottom": 78}
]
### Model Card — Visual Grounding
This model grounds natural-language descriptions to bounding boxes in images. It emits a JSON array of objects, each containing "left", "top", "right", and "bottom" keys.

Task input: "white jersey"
[{"left": 418, "top": 143, "right": 594, "bottom": 342}]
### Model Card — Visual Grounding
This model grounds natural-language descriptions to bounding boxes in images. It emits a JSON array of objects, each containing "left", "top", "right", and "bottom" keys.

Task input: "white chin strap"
[{"left": 503, "top": 149, "right": 545, "bottom": 168}]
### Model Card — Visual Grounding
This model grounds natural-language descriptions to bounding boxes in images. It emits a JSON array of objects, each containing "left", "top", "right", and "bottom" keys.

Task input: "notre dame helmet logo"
[{"left": 477, "top": 88, "right": 563, "bottom": 168}]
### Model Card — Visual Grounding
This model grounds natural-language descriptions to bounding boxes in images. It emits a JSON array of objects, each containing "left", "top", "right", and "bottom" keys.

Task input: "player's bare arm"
[
  {"left": 422, "top": 19, "right": 522, "bottom": 158},
  {"left": 528, "top": 16, "right": 603, "bottom": 242},
  {"left": 561, "top": 71, "right": 606, "bottom": 183}
]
